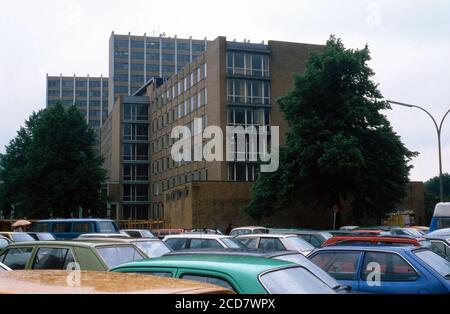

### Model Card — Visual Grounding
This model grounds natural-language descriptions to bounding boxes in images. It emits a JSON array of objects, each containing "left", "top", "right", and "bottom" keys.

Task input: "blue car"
[
  {"left": 308, "top": 246, "right": 450, "bottom": 294},
  {"left": 31, "top": 219, "right": 120, "bottom": 240}
]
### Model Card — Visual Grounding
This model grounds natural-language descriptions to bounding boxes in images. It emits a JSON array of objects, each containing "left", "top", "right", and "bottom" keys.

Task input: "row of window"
[
  {"left": 123, "top": 103, "right": 149, "bottom": 121},
  {"left": 114, "top": 38, "right": 206, "bottom": 52},
  {"left": 123, "top": 143, "right": 149, "bottom": 161},
  {"left": 123, "top": 164, "right": 149, "bottom": 181},
  {"left": 123, "top": 123, "right": 148, "bottom": 141},
  {"left": 48, "top": 80, "right": 108, "bottom": 88},
  {"left": 227, "top": 51, "right": 270, "bottom": 77},
  {"left": 153, "top": 63, "right": 207, "bottom": 109},
  {"left": 227, "top": 107, "right": 271, "bottom": 126},
  {"left": 227, "top": 79, "right": 270, "bottom": 105},
  {"left": 152, "top": 114, "right": 208, "bottom": 155},
  {"left": 123, "top": 184, "right": 149, "bottom": 202},
  {"left": 153, "top": 168, "right": 208, "bottom": 196},
  {"left": 49, "top": 90, "right": 109, "bottom": 98},
  {"left": 228, "top": 163, "right": 258, "bottom": 182}
]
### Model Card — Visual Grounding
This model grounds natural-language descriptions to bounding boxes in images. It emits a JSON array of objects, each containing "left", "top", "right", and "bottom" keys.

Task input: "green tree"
[
  {"left": 423, "top": 173, "right": 450, "bottom": 223},
  {"left": 0, "top": 102, "right": 106, "bottom": 218},
  {"left": 243, "top": 36, "right": 417, "bottom": 225}
]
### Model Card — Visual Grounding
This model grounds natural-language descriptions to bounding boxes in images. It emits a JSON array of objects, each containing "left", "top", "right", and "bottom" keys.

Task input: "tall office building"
[
  {"left": 108, "top": 32, "right": 209, "bottom": 112},
  {"left": 46, "top": 74, "right": 109, "bottom": 152},
  {"left": 101, "top": 36, "right": 323, "bottom": 224}
]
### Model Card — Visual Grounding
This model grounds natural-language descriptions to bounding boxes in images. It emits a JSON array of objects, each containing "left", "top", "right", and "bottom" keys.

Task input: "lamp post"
[{"left": 387, "top": 100, "right": 450, "bottom": 202}]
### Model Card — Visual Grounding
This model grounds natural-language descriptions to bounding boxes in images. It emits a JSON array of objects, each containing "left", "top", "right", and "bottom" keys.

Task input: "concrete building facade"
[
  {"left": 108, "top": 32, "right": 208, "bottom": 112},
  {"left": 144, "top": 36, "right": 323, "bottom": 226},
  {"left": 46, "top": 74, "right": 108, "bottom": 153}
]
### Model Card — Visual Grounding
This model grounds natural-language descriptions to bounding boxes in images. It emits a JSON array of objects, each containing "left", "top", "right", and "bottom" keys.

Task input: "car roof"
[
  {"left": 237, "top": 234, "right": 296, "bottom": 239},
  {"left": 313, "top": 245, "right": 422, "bottom": 253},
  {"left": 74, "top": 238, "right": 162, "bottom": 244},
  {"left": 112, "top": 254, "right": 297, "bottom": 276},
  {"left": 0, "top": 270, "right": 234, "bottom": 294},
  {"left": 164, "top": 234, "right": 231, "bottom": 240},
  {"left": 231, "top": 226, "right": 267, "bottom": 230},
  {"left": 165, "top": 248, "right": 301, "bottom": 258},
  {"left": 4, "top": 240, "right": 137, "bottom": 249},
  {"left": 35, "top": 219, "right": 115, "bottom": 223}
]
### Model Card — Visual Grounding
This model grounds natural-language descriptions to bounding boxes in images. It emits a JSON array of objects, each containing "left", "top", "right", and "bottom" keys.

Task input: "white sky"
[{"left": 0, "top": 0, "right": 449, "bottom": 182}]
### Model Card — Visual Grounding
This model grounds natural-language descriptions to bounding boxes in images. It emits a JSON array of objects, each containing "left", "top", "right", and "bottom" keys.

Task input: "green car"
[
  {"left": 0, "top": 241, "right": 147, "bottom": 271},
  {"left": 111, "top": 254, "right": 336, "bottom": 294}
]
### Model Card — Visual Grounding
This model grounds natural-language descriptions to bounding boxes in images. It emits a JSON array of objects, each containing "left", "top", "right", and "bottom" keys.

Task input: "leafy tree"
[
  {"left": 244, "top": 36, "right": 417, "bottom": 225},
  {"left": 0, "top": 102, "right": 106, "bottom": 218},
  {"left": 423, "top": 173, "right": 450, "bottom": 223}
]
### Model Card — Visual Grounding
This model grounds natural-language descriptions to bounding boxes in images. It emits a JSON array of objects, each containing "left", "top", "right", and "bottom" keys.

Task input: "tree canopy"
[
  {"left": 243, "top": 36, "right": 417, "bottom": 224},
  {"left": 0, "top": 102, "right": 106, "bottom": 218}
]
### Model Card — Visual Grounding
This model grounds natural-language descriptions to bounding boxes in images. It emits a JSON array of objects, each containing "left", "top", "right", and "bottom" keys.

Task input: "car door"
[
  {"left": 309, "top": 251, "right": 362, "bottom": 291},
  {"left": 31, "top": 246, "right": 76, "bottom": 270},
  {"left": 358, "top": 251, "right": 422, "bottom": 294}
]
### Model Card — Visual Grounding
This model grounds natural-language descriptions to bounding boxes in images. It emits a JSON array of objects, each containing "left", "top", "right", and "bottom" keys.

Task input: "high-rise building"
[
  {"left": 46, "top": 74, "right": 108, "bottom": 152},
  {"left": 101, "top": 36, "right": 323, "bottom": 224},
  {"left": 108, "top": 32, "right": 209, "bottom": 112}
]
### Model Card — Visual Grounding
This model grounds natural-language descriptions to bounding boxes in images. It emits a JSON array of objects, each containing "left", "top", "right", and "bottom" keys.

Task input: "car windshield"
[
  {"left": 221, "top": 237, "right": 248, "bottom": 249},
  {"left": 285, "top": 236, "right": 315, "bottom": 252},
  {"left": 273, "top": 254, "right": 340, "bottom": 289},
  {"left": 134, "top": 241, "right": 171, "bottom": 257},
  {"left": 96, "top": 245, "right": 146, "bottom": 268},
  {"left": 404, "top": 229, "right": 423, "bottom": 236},
  {"left": 260, "top": 266, "right": 336, "bottom": 294},
  {"left": 414, "top": 250, "right": 450, "bottom": 279},
  {"left": 11, "top": 233, "right": 35, "bottom": 242}
]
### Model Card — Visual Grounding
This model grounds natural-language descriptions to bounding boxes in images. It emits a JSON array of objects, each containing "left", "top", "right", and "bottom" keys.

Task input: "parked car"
[
  {"left": 0, "top": 262, "right": 11, "bottom": 271},
  {"left": 164, "top": 234, "right": 248, "bottom": 251},
  {"left": 237, "top": 234, "right": 315, "bottom": 256},
  {"left": 0, "top": 241, "right": 147, "bottom": 271},
  {"left": 350, "top": 229, "right": 391, "bottom": 236},
  {"left": 339, "top": 226, "right": 360, "bottom": 231},
  {"left": 427, "top": 228, "right": 450, "bottom": 238},
  {"left": 121, "top": 229, "right": 155, "bottom": 238},
  {"left": 0, "top": 235, "right": 11, "bottom": 249},
  {"left": 229, "top": 226, "right": 268, "bottom": 237},
  {"left": 184, "top": 228, "right": 224, "bottom": 235},
  {"left": 0, "top": 232, "right": 36, "bottom": 243},
  {"left": 75, "top": 237, "right": 172, "bottom": 258},
  {"left": 390, "top": 227, "right": 425, "bottom": 237},
  {"left": 164, "top": 249, "right": 347, "bottom": 292},
  {"left": 27, "top": 232, "right": 56, "bottom": 241},
  {"left": 152, "top": 228, "right": 184, "bottom": 239},
  {"left": 76, "top": 233, "right": 130, "bottom": 239},
  {"left": 308, "top": 246, "right": 450, "bottom": 294},
  {"left": 429, "top": 202, "right": 450, "bottom": 232},
  {"left": 321, "top": 235, "right": 426, "bottom": 247},
  {"left": 0, "top": 270, "right": 234, "bottom": 294},
  {"left": 269, "top": 230, "right": 332, "bottom": 248},
  {"left": 31, "top": 219, "right": 120, "bottom": 240},
  {"left": 422, "top": 237, "right": 450, "bottom": 262},
  {"left": 111, "top": 254, "right": 336, "bottom": 294}
]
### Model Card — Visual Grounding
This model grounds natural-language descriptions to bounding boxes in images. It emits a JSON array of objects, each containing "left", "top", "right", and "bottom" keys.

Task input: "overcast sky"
[{"left": 1, "top": 0, "right": 449, "bottom": 181}]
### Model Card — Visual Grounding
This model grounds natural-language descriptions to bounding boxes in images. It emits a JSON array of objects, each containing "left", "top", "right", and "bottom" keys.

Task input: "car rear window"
[
  {"left": 134, "top": 241, "right": 171, "bottom": 257},
  {"left": 165, "top": 238, "right": 188, "bottom": 251},
  {"left": 0, "top": 247, "right": 33, "bottom": 270},
  {"left": 96, "top": 246, "right": 145, "bottom": 268},
  {"left": 260, "top": 267, "right": 335, "bottom": 294},
  {"left": 414, "top": 250, "right": 450, "bottom": 279}
]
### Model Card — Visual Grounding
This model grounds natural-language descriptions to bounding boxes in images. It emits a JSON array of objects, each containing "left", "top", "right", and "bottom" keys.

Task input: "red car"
[{"left": 321, "top": 235, "right": 425, "bottom": 247}]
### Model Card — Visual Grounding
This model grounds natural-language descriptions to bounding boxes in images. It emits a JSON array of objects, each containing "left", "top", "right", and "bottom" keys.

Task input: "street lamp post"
[{"left": 387, "top": 100, "right": 450, "bottom": 202}]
